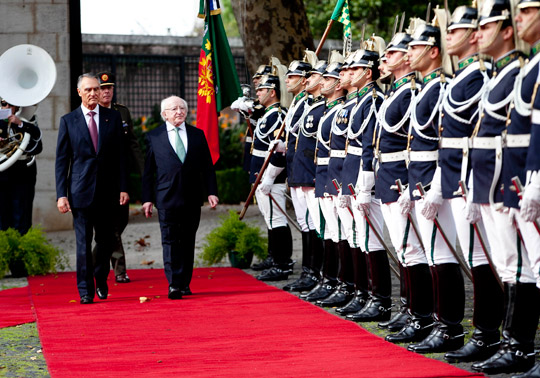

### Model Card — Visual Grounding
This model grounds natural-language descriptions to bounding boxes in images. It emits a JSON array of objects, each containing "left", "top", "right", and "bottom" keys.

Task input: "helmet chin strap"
[
  {"left": 409, "top": 45, "right": 431, "bottom": 70},
  {"left": 306, "top": 75, "right": 323, "bottom": 92},
  {"left": 518, "top": 10, "right": 540, "bottom": 40},
  {"left": 351, "top": 69, "right": 368, "bottom": 87},
  {"left": 479, "top": 21, "right": 503, "bottom": 51},
  {"left": 447, "top": 28, "right": 473, "bottom": 53},
  {"left": 386, "top": 53, "right": 409, "bottom": 70},
  {"left": 259, "top": 89, "right": 272, "bottom": 107},
  {"left": 288, "top": 76, "right": 303, "bottom": 93},
  {"left": 321, "top": 78, "right": 340, "bottom": 95}
]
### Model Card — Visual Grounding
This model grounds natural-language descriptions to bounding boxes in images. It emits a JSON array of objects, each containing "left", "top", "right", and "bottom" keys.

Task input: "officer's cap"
[
  {"left": 252, "top": 65, "right": 272, "bottom": 79},
  {"left": 409, "top": 23, "right": 442, "bottom": 48},
  {"left": 97, "top": 72, "right": 115, "bottom": 87},
  {"left": 479, "top": 0, "right": 511, "bottom": 26},
  {"left": 256, "top": 74, "right": 280, "bottom": 91},
  {"left": 448, "top": 6, "right": 478, "bottom": 30},
  {"left": 386, "top": 32, "right": 413, "bottom": 53},
  {"left": 286, "top": 60, "right": 312, "bottom": 77}
]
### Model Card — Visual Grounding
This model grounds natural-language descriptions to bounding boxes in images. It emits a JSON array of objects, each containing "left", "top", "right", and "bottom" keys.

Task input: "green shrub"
[
  {"left": 216, "top": 167, "right": 250, "bottom": 204},
  {"left": 200, "top": 210, "right": 267, "bottom": 266},
  {"left": 0, "top": 227, "right": 69, "bottom": 279}
]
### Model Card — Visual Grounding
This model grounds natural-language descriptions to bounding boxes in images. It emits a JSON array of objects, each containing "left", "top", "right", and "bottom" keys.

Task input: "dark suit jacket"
[
  {"left": 142, "top": 123, "right": 217, "bottom": 209},
  {"left": 55, "top": 105, "right": 127, "bottom": 208}
]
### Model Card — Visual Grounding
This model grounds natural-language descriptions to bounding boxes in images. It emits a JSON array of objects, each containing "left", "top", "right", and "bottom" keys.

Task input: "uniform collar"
[
  {"left": 392, "top": 72, "right": 416, "bottom": 90},
  {"left": 357, "top": 82, "right": 375, "bottom": 98},
  {"left": 422, "top": 68, "right": 443, "bottom": 84},
  {"left": 531, "top": 39, "right": 540, "bottom": 57},
  {"left": 294, "top": 91, "right": 307, "bottom": 102},
  {"left": 326, "top": 96, "right": 345, "bottom": 109},
  {"left": 346, "top": 90, "right": 358, "bottom": 100},
  {"left": 264, "top": 102, "right": 281, "bottom": 113},
  {"left": 495, "top": 50, "right": 521, "bottom": 71},
  {"left": 457, "top": 53, "right": 479, "bottom": 70}
]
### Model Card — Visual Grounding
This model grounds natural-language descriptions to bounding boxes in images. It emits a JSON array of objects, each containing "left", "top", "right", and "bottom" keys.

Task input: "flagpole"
[{"left": 315, "top": 20, "right": 335, "bottom": 56}]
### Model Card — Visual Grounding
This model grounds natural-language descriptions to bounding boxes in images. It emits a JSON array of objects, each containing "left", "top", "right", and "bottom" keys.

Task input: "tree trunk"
[{"left": 230, "top": 0, "right": 315, "bottom": 77}]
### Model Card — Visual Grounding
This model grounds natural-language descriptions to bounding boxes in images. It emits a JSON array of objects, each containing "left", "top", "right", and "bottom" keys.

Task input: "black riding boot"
[
  {"left": 256, "top": 226, "right": 294, "bottom": 281},
  {"left": 445, "top": 264, "right": 503, "bottom": 362},
  {"left": 472, "top": 283, "right": 539, "bottom": 375},
  {"left": 336, "top": 248, "right": 370, "bottom": 315},
  {"left": 284, "top": 231, "right": 318, "bottom": 292},
  {"left": 346, "top": 249, "right": 391, "bottom": 322},
  {"left": 317, "top": 241, "right": 355, "bottom": 307},
  {"left": 386, "top": 263, "right": 433, "bottom": 343},
  {"left": 408, "top": 263, "right": 465, "bottom": 353},
  {"left": 379, "top": 263, "right": 409, "bottom": 331},
  {"left": 301, "top": 239, "right": 338, "bottom": 302}
]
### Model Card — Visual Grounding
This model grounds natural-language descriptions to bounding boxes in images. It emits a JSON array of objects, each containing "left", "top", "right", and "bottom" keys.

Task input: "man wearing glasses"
[{"left": 142, "top": 96, "right": 218, "bottom": 300}]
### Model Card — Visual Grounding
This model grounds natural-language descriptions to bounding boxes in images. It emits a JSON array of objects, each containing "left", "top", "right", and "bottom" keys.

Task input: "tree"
[{"left": 230, "top": 0, "right": 315, "bottom": 76}]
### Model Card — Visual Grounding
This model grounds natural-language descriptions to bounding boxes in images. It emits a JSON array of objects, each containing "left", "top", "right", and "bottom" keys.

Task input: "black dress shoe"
[
  {"left": 335, "top": 291, "right": 368, "bottom": 315},
  {"left": 378, "top": 307, "right": 410, "bottom": 332},
  {"left": 316, "top": 283, "right": 354, "bottom": 308},
  {"left": 512, "top": 362, "right": 540, "bottom": 378},
  {"left": 251, "top": 256, "right": 274, "bottom": 271},
  {"left": 302, "top": 279, "right": 338, "bottom": 302},
  {"left": 407, "top": 323, "right": 465, "bottom": 354},
  {"left": 444, "top": 329, "right": 500, "bottom": 363},
  {"left": 283, "top": 271, "right": 318, "bottom": 292},
  {"left": 168, "top": 287, "right": 183, "bottom": 300},
  {"left": 96, "top": 285, "right": 108, "bottom": 300},
  {"left": 115, "top": 274, "right": 131, "bottom": 283},
  {"left": 80, "top": 295, "right": 93, "bottom": 304},
  {"left": 256, "top": 267, "right": 290, "bottom": 281},
  {"left": 180, "top": 286, "right": 192, "bottom": 296},
  {"left": 385, "top": 317, "right": 433, "bottom": 344},
  {"left": 346, "top": 296, "right": 391, "bottom": 322},
  {"left": 471, "top": 343, "right": 536, "bottom": 375}
]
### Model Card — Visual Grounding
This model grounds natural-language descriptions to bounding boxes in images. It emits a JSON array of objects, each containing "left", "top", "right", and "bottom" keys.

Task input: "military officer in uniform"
[{"left": 93, "top": 72, "right": 144, "bottom": 284}]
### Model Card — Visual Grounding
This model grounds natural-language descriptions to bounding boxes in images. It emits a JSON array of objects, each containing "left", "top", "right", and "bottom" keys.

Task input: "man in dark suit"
[
  {"left": 55, "top": 73, "right": 129, "bottom": 304},
  {"left": 142, "top": 95, "right": 218, "bottom": 300}
]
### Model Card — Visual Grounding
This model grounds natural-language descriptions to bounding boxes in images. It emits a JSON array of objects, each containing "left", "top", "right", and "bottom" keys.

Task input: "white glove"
[
  {"left": 397, "top": 187, "right": 414, "bottom": 215},
  {"left": 268, "top": 139, "right": 286, "bottom": 154},
  {"left": 230, "top": 96, "right": 244, "bottom": 111},
  {"left": 465, "top": 197, "right": 482, "bottom": 224},
  {"left": 337, "top": 193, "right": 351, "bottom": 209},
  {"left": 521, "top": 171, "right": 540, "bottom": 222},
  {"left": 508, "top": 207, "right": 519, "bottom": 223},
  {"left": 353, "top": 171, "right": 375, "bottom": 216},
  {"left": 353, "top": 192, "right": 371, "bottom": 216},
  {"left": 421, "top": 166, "right": 443, "bottom": 220},
  {"left": 230, "top": 96, "right": 254, "bottom": 115},
  {"left": 257, "top": 163, "right": 284, "bottom": 195}
]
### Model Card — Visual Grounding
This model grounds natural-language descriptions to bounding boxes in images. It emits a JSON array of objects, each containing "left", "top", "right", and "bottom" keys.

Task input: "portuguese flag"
[{"left": 197, "top": 0, "right": 241, "bottom": 164}]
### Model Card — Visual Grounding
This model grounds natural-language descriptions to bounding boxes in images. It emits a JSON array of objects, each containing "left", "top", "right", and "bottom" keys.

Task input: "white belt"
[
  {"left": 440, "top": 137, "right": 470, "bottom": 149},
  {"left": 471, "top": 137, "right": 497, "bottom": 149},
  {"left": 347, "top": 145, "right": 363, "bottom": 156},
  {"left": 379, "top": 150, "right": 406, "bottom": 163},
  {"left": 317, "top": 157, "right": 330, "bottom": 165},
  {"left": 409, "top": 150, "right": 438, "bottom": 162},
  {"left": 330, "top": 150, "right": 346, "bottom": 158},
  {"left": 245, "top": 136, "right": 253, "bottom": 143},
  {"left": 506, "top": 134, "right": 530, "bottom": 148},
  {"left": 252, "top": 149, "right": 269, "bottom": 158}
]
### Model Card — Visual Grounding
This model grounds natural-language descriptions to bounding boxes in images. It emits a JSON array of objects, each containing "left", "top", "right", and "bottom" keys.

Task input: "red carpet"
[
  {"left": 0, "top": 286, "right": 35, "bottom": 328},
  {"left": 28, "top": 268, "right": 482, "bottom": 378}
]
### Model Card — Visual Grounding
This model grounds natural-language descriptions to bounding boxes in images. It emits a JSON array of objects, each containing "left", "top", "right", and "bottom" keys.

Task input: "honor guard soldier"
[
  {"left": 289, "top": 61, "right": 328, "bottom": 293},
  {"left": 351, "top": 29, "right": 425, "bottom": 326},
  {"left": 315, "top": 52, "right": 359, "bottom": 309},
  {"left": 300, "top": 53, "right": 346, "bottom": 303},
  {"left": 447, "top": 0, "right": 519, "bottom": 366},
  {"left": 339, "top": 39, "right": 389, "bottom": 318},
  {"left": 387, "top": 17, "right": 448, "bottom": 346},
  {"left": 474, "top": 0, "right": 540, "bottom": 375},
  {"left": 419, "top": 4, "right": 492, "bottom": 354},
  {"left": 94, "top": 72, "right": 144, "bottom": 284},
  {"left": 250, "top": 71, "right": 294, "bottom": 281}
]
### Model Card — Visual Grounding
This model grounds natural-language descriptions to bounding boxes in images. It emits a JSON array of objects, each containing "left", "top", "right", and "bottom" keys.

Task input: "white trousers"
[
  {"left": 255, "top": 183, "right": 288, "bottom": 229},
  {"left": 448, "top": 197, "right": 490, "bottom": 268},
  {"left": 415, "top": 198, "right": 459, "bottom": 266},
  {"left": 319, "top": 195, "right": 348, "bottom": 243},
  {"left": 381, "top": 201, "right": 426, "bottom": 266},
  {"left": 304, "top": 187, "right": 330, "bottom": 239},
  {"left": 518, "top": 215, "right": 540, "bottom": 288},
  {"left": 290, "top": 186, "right": 315, "bottom": 232}
]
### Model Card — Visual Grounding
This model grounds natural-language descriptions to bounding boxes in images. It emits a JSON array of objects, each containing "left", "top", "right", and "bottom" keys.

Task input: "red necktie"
[{"left": 88, "top": 111, "right": 98, "bottom": 152}]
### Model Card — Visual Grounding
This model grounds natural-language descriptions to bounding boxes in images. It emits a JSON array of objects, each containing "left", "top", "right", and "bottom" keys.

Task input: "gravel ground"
[{"left": 0, "top": 203, "right": 538, "bottom": 377}]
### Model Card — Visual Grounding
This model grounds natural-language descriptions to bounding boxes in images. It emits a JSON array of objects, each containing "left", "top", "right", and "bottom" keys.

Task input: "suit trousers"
[
  {"left": 72, "top": 203, "right": 116, "bottom": 298},
  {"left": 158, "top": 206, "right": 201, "bottom": 289}
]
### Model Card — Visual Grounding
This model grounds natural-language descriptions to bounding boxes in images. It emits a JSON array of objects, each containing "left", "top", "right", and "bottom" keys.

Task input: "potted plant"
[
  {"left": 200, "top": 210, "right": 267, "bottom": 269},
  {"left": 0, "top": 227, "right": 69, "bottom": 278}
]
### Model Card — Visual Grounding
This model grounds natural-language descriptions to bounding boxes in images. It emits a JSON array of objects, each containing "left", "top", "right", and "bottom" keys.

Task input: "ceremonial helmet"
[
  {"left": 286, "top": 60, "right": 312, "bottom": 77},
  {"left": 517, "top": 0, "right": 540, "bottom": 8},
  {"left": 478, "top": 0, "right": 511, "bottom": 26},
  {"left": 342, "top": 52, "right": 357, "bottom": 69},
  {"left": 252, "top": 65, "right": 272, "bottom": 79},
  {"left": 323, "top": 51, "right": 345, "bottom": 79},
  {"left": 256, "top": 74, "right": 280, "bottom": 91},
  {"left": 386, "top": 32, "right": 413, "bottom": 53},
  {"left": 310, "top": 60, "right": 328, "bottom": 75},
  {"left": 409, "top": 23, "right": 441, "bottom": 48},
  {"left": 448, "top": 6, "right": 478, "bottom": 30}
]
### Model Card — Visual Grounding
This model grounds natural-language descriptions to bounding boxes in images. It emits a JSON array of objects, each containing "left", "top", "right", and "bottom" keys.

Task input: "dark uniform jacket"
[{"left": 283, "top": 92, "right": 308, "bottom": 187}]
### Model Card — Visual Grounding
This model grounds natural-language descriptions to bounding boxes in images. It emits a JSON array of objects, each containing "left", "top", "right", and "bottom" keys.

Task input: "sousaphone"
[{"left": 0, "top": 44, "right": 57, "bottom": 171}]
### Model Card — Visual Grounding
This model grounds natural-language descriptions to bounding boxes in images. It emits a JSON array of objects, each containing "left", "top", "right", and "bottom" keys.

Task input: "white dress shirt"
[
  {"left": 166, "top": 121, "right": 188, "bottom": 155},
  {"left": 81, "top": 104, "right": 100, "bottom": 131}
]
